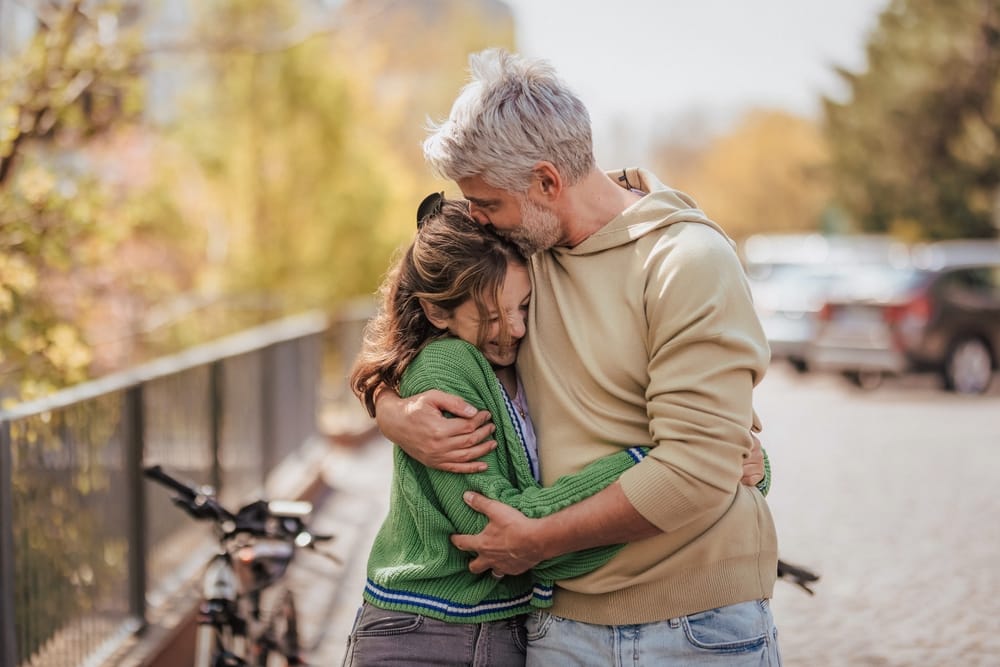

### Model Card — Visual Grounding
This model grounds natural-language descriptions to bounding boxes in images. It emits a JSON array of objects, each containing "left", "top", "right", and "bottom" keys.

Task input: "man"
[{"left": 375, "top": 49, "right": 780, "bottom": 665}]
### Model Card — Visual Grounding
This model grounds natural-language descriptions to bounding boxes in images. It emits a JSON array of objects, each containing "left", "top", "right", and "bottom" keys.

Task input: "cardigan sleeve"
[
  {"left": 757, "top": 447, "right": 772, "bottom": 497},
  {"left": 400, "top": 339, "right": 646, "bottom": 582}
]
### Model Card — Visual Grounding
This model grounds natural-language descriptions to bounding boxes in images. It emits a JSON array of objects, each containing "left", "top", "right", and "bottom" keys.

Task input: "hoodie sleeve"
[{"left": 616, "top": 222, "right": 770, "bottom": 533}]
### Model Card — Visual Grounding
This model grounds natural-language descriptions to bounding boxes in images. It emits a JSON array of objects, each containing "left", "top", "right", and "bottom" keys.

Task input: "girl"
[{"left": 346, "top": 195, "right": 650, "bottom": 666}]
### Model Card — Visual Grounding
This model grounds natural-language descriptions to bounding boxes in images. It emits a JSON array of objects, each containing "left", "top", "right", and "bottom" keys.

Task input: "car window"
[
  {"left": 990, "top": 266, "right": 1000, "bottom": 294},
  {"left": 940, "top": 266, "right": 1000, "bottom": 304},
  {"left": 955, "top": 268, "right": 993, "bottom": 290}
]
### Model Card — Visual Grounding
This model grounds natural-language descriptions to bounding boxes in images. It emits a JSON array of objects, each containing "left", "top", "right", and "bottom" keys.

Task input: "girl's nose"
[{"left": 508, "top": 314, "right": 526, "bottom": 339}]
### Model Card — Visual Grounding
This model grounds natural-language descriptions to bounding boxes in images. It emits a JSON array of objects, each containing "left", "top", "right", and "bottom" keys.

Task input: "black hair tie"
[{"left": 416, "top": 192, "right": 445, "bottom": 229}]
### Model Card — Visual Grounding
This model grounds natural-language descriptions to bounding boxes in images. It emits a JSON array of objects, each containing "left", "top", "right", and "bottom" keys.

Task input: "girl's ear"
[{"left": 419, "top": 298, "right": 451, "bottom": 330}]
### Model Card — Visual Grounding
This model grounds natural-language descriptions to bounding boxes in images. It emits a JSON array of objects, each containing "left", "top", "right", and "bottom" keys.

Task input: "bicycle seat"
[{"left": 267, "top": 500, "right": 312, "bottom": 518}]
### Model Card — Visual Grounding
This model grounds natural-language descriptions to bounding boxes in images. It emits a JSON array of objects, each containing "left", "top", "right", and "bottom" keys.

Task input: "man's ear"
[
  {"left": 531, "top": 161, "right": 563, "bottom": 201},
  {"left": 419, "top": 298, "right": 451, "bottom": 330}
]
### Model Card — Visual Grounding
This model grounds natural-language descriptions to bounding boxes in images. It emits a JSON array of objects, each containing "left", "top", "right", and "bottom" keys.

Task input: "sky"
[{"left": 501, "top": 0, "right": 891, "bottom": 165}]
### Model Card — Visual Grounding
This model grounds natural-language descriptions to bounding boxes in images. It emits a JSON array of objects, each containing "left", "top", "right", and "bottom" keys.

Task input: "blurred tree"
[
  {"left": 0, "top": 6, "right": 199, "bottom": 658},
  {"left": 653, "top": 110, "right": 832, "bottom": 240},
  {"left": 824, "top": 0, "right": 1000, "bottom": 240},
  {"left": 1, "top": 0, "right": 519, "bottom": 398},
  {"left": 161, "top": 0, "right": 516, "bottom": 320},
  {"left": 0, "top": 0, "right": 199, "bottom": 399},
  {"left": 160, "top": 0, "right": 412, "bottom": 317},
  {"left": 335, "top": 0, "right": 516, "bottom": 176}
]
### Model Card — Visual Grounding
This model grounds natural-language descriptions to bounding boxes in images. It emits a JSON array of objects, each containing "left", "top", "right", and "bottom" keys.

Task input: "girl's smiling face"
[{"left": 437, "top": 261, "right": 531, "bottom": 368}]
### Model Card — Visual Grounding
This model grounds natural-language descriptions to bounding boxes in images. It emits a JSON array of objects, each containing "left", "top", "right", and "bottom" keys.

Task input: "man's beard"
[{"left": 501, "top": 196, "right": 562, "bottom": 255}]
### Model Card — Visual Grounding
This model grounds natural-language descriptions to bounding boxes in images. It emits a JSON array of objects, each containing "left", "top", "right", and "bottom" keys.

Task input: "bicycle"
[{"left": 144, "top": 465, "right": 340, "bottom": 667}]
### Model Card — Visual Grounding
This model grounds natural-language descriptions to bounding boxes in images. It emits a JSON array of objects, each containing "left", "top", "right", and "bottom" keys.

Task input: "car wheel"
[
  {"left": 842, "top": 369, "right": 883, "bottom": 390},
  {"left": 944, "top": 337, "right": 994, "bottom": 395}
]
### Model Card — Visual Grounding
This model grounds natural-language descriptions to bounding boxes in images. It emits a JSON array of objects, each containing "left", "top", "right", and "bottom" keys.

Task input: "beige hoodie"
[{"left": 518, "top": 167, "right": 777, "bottom": 624}]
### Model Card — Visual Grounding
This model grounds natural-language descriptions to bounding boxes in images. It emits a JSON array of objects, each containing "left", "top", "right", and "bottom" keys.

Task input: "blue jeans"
[
  {"left": 525, "top": 599, "right": 781, "bottom": 666},
  {"left": 341, "top": 602, "right": 527, "bottom": 667}
]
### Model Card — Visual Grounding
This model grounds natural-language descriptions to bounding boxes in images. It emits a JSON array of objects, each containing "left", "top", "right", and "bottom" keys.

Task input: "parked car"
[
  {"left": 807, "top": 241, "right": 1000, "bottom": 393},
  {"left": 743, "top": 233, "right": 909, "bottom": 373},
  {"left": 749, "top": 263, "right": 845, "bottom": 373}
]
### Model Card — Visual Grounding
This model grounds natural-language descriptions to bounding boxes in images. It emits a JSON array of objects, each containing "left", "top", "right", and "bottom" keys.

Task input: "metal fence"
[{"left": 0, "top": 312, "right": 329, "bottom": 667}]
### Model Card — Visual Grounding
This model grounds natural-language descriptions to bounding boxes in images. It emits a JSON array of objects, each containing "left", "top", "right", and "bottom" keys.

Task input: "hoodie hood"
[{"left": 556, "top": 167, "right": 735, "bottom": 256}]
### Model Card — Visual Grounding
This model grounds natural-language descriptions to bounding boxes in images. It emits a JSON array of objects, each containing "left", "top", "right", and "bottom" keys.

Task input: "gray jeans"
[{"left": 342, "top": 602, "right": 528, "bottom": 667}]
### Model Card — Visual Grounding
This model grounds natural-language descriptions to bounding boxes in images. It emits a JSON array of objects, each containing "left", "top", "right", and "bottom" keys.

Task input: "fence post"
[
  {"left": 0, "top": 421, "right": 18, "bottom": 667},
  {"left": 304, "top": 334, "right": 321, "bottom": 444},
  {"left": 260, "top": 345, "right": 276, "bottom": 482},
  {"left": 123, "top": 386, "right": 147, "bottom": 627},
  {"left": 209, "top": 362, "right": 223, "bottom": 494}
]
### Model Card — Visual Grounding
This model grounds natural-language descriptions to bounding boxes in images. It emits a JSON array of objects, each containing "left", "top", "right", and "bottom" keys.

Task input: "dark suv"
[{"left": 807, "top": 241, "right": 1000, "bottom": 393}]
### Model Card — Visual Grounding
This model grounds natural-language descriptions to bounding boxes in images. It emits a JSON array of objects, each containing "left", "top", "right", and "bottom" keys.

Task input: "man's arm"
[
  {"left": 452, "top": 482, "right": 658, "bottom": 576},
  {"left": 617, "top": 228, "right": 769, "bottom": 535},
  {"left": 450, "top": 415, "right": 769, "bottom": 576},
  {"left": 374, "top": 388, "right": 497, "bottom": 473}
]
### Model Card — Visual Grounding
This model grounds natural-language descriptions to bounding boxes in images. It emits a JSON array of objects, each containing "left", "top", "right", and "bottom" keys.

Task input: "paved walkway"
[
  {"left": 295, "top": 368, "right": 1000, "bottom": 666},
  {"left": 286, "top": 432, "right": 393, "bottom": 666}
]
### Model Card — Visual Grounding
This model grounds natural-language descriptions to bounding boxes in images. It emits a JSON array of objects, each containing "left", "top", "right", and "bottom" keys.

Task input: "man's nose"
[{"left": 468, "top": 204, "right": 490, "bottom": 226}]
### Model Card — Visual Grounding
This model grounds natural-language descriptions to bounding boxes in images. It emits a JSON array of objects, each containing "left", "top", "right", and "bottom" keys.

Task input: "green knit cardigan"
[{"left": 362, "top": 337, "right": 650, "bottom": 623}]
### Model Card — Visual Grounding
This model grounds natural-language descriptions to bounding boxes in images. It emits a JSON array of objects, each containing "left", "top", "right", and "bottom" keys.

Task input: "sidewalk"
[{"left": 287, "top": 429, "right": 394, "bottom": 666}]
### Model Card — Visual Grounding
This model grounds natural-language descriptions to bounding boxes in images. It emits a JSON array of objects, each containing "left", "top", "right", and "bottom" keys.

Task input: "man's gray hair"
[{"left": 423, "top": 49, "right": 595, "bottom": 193}]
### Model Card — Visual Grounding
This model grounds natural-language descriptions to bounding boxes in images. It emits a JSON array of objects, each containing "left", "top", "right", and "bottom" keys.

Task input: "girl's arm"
[{"left": 401, "top": 340, "right": 645, "bottom": 581}]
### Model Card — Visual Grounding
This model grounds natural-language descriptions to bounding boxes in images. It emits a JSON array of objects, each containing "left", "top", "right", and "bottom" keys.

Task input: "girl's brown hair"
[{"left": 349, "top": 198, "right": 526, "bottom": 416}]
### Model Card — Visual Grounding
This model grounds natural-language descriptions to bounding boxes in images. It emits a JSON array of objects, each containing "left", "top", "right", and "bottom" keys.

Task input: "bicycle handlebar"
[
  {"left": 143, "top": 465, "right": 338, "bottom": 559},
  {"left": 144, "top": 464, "right": 201, "bottom": 501},
  {"left": 144, "top": 465, "right": 236, "bottom": 523}
]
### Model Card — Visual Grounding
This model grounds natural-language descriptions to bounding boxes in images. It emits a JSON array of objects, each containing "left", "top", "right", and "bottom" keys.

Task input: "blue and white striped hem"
[
  {"left": 531, "top": 586, "right": 553, "bottom": 603},
  {"left": 626, "top": 446, "right": 647, "bottom": 464},
  {"left": 364, "top": 579, "right": 553, "bottom": 619}
]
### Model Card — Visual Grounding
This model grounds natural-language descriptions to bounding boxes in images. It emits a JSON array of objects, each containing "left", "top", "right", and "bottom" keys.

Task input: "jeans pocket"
[
  {"left": 525, "top": 610, "right": 554, "bottom": 642},
  {"left": 351, "top": 604, "right": 424, "bottom": 637},
  {"left": 680, "top": 600, "right": 768, "bottom": 654}
]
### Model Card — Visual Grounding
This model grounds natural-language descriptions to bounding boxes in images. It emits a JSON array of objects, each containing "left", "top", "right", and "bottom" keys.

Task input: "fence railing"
[{"left": 0, "top": 311, "right": 331, "bottom": 667}]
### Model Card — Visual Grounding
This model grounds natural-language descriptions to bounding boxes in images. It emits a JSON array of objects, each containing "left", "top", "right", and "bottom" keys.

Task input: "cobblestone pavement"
[
  {"left": 759, "top": 367, "right": 1000, "bottom": 666},
  {"left": 294, "top": 367, "right": 1000, "bottom": 666}
]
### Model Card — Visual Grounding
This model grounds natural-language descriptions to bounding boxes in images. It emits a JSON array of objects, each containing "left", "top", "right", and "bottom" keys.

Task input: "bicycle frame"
[{"left": 144, "top": 465, "right": 334, "bottom": 667}]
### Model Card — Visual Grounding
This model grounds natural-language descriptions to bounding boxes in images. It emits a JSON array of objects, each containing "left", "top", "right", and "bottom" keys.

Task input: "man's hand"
[
  {"left": 741, "top": 432, "right": 765, "bottom": 487},
  {"left": 375, "top": 389, "right": 497, "bottom": 473},
  {"left": 450, "top": 492, "right": 543, "bottom": 576},
  {"left": 451, "top": 484, "right": 659, "bottom": 577}
]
